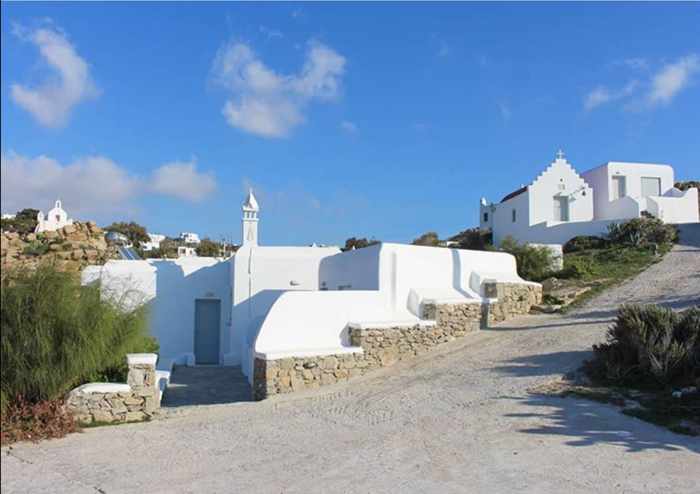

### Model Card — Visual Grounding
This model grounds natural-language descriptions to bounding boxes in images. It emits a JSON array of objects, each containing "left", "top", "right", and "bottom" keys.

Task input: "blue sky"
[{"left": 2, "top": 2, "right": 699, "bottom": 246}]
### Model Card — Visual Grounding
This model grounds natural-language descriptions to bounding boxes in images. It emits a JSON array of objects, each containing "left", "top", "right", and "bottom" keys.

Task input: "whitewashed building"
[
  {"left": 84, "top": 190, "right": 537, "bottom": 386},
  {"left": 179, "top": 232, "right": 201, "bottom": 244},
  {"left": 480, "top": 151, "right": 698, "bottom": 245},
  {"left": 35, "top": 199, "right": 74, "bottom": 233},
  {"left": 141, "top": 233, "right": 165, "bottom": 252}
]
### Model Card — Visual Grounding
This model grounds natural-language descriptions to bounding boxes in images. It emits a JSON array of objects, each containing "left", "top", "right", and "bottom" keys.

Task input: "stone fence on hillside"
[
  {"left": 253, "top": 282, "right": 542, "bottom": 400},
  {"left": 66, "top": 354, "right": 160, "bottom": 424}
]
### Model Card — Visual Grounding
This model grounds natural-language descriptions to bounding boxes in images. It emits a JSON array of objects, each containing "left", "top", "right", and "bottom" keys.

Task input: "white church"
[
  {"left": 480, "top": 151, "right": 699, "bottom": 245},
  {"left": 84, "top": 189, "right": 536, "bottom": 389},
  {"left": 35, "top": 199, "right": 74, "bottom": 233}
]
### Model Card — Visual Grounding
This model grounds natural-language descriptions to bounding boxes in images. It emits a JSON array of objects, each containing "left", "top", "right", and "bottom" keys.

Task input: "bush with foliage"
[
  {"left": 104, "top": 221, "right": 150, "bottom": 248},
  {"left": 585, "top": 304, "right": 699, "bottom": 389},
  {"left": 0, "top": 208, "right": 40, "bottom": 234},
  {"left": 606, "top": 217, "right": 677, "bottom": 248},
  {"left": 563, "top": 235, "right": 609, "bottom": 254},
  {"left": 196, "top": 238, "right": 222, "bottom": 257},
  {"left": 342, "top": 237, "right": 380, "bottom": 251},
  {"left": 499, "top": 236, "right": 554, "bottom": 282},
  {"left": 411, "top": 231, "right": 440, "bottom": 246},
  {"left": 449, "top": 228, "right": 492, "bottom": 250},
  {"left": 1, "top": 264, "right": 153, "bottom": 412}
]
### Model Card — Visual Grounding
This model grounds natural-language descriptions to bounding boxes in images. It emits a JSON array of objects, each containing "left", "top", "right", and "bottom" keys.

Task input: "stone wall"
[
  {"left": 253, "top": 283, "right": 542, "bottom": 400},
  {"left": 66, "top": 354, "right": 160, "bottom": 425},
  {"left": 483, "top": 282, "right": 542, "bottom": 324},
  {"left": 253, "top": 302, "right": 485, "bottom": 400},
  {"left": 1, "top": 221, "right": 118, "bottom": 272}
]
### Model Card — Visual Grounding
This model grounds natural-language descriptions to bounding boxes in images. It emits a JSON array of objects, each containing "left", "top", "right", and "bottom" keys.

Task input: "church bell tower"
[{"left": 241, "top": 189, "right": 259, "bottom": 246}]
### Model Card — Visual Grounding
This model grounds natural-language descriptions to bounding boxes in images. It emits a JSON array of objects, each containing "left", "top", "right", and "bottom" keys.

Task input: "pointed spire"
[
  {"left": 242, "top": 188, "right": 259, "bottom": 211},
  {"left": 556, "top": 149, "right": 565, "bottom": 160}
]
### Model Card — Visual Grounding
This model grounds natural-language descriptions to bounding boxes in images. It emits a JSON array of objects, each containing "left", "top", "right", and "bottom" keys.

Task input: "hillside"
[{"left": 1, "top": 222, "right": 119, "bottom": 273}]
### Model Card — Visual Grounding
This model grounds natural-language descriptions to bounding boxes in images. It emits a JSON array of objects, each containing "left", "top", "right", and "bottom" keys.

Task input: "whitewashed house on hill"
[
  {"left": 179, "top": 232, "right": 201, "bottom": 244},
  {"left": 35, "top": 199, "right": 74, "bottom": 233},
  {"left": 480, "top": 151, "right": 698, "bottom": 245},
  {"left": 141, "top": 233, "right": 165, "bottom": 252}
]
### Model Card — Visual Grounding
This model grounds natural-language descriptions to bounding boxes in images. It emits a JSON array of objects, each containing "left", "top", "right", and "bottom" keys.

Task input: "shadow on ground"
[
  {"left": 163, "top": 366, "right": 252, "bottom": 407},
  {"left": 503, "top": 394, "right": 700, "bottom": 454},
  {"left": 492, "top": 351, "right": 700, "bottom": 454}
]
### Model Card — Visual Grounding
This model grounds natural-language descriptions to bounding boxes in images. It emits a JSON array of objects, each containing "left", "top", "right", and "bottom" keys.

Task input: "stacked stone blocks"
[{"left": 66, "top": 353, "right": 160, "bottom": 424}]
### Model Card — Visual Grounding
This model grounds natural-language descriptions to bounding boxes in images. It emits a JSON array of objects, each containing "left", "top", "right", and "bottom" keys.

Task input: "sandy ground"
[{"left": 2, "top": 225, "right": 699, "bottom": 494}]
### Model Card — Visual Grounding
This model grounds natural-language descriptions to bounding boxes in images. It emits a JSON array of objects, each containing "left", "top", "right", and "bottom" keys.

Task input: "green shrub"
[
  {"left": 22, "top": 241, "right": 50, "bottom": 257},
  {"left": 499, "top": 236, "right": 554, "bottom": 282},
  {"left": 1, "top": 264, "right": 152, "bottom": 411},
  {"left": 449, "top": 228, "right": 492, "bottom": 250},
  {"left": 558, "top": 255, "right": 596, "bottom": 279},
  {"left": 607, "top": 217, "right": 677, "bottom": 247},
  {"left": 563, "top": 235, "right": 609, "bottom": 253},
  {"left": 585, "top": 304, "right": 700, "bottom": 389}
]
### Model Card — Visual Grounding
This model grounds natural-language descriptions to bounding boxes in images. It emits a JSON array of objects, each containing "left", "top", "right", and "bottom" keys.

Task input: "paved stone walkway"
[
  {"left": 2, "top": 225, "right": 699, "bottom": 494},
  {"left": 162, "top": 366, "right": 251, "bottom": 408}
]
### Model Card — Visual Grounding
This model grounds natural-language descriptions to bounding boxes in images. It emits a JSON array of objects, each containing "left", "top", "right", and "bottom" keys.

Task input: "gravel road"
[{"left": 3, "top": 225, "right": 699, "bottom": 494}]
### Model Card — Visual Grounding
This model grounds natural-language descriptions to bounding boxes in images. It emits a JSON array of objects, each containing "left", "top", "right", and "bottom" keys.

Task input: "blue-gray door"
[{"left": 194, "top": 299, "right": 221, "bottom": 365}]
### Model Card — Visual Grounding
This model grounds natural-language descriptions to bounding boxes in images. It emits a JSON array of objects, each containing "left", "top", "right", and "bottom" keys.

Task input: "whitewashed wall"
[
  {"left": 83, "top": 258, "right": 232, "bottom": 369},
  {"left": 230, "top": 245, "right": 340, "bottom": 370},
  {"left": 528, "top": 158, "right": 594, "bottom": 226},
  {"left": 251, "top": 244, "right": 531, "bottom": 378}
]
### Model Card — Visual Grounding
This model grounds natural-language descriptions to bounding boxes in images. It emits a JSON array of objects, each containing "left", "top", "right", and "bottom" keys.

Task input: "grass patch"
[{"left": 556, "top": 244, "right": 670, "bottom": 312}]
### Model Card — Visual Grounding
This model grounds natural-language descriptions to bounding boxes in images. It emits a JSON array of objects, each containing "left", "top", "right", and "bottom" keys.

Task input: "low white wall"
[
  {"left": 250, "top": 243, "right": 531, "bottom": 378},
  {"left": 648, "top": 188, "right": 699, "bottom": 223}
]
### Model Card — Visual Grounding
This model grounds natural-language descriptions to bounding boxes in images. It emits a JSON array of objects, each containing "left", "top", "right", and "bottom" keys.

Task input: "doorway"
[
  {"left": 553, "top": 196, "right": 570, "bottom": 222},
  {"left": 194, "top": 299, "right": 221, "bottom": 365}
]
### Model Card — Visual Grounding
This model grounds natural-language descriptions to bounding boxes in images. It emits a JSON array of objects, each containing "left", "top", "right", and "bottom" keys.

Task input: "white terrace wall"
[
  {"left": 231, "top": 245, "right": 341, "bottom": 369},
  {"left": 83, "top": 258, "right": 232, "bottom": 369},
  {"left": 250, "top": 244, "right": 534, "bottom": 380},
  {"left": 648, "top": 187, "right": 699, "bottom": 223}
]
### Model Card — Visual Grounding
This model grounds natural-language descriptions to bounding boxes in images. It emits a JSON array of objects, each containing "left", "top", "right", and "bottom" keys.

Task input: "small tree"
[
  {"left": 342, "top": 237, "right": 380, "bottom": 251},
  {"left": 499, "top": 236, "right": 554, "bottom": 281},
  {"left": 196, "top": 238, "right": 221, "bottom": 257},
  {"left": 412, "top": 231, "right": 440, "bottom": 247},
  {"left": 449, "top": 228, "right": 492, "bottom": 250},
  {"left": 104, "top": 222, "right": 150, "bottom": 248},
  {"left": 0, "top": 208, "right": 40, "bottom": 234}
]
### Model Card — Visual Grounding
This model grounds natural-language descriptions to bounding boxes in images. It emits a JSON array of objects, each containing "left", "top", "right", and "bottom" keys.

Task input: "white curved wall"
[{"left": 250, "top": 243, "right": 532, "bottom": 378}]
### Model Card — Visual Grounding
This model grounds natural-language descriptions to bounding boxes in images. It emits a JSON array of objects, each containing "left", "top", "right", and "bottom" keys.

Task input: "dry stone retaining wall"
[
  {"left": 66, "top": 354, "right": 160, "bottom": 424},
  {"left": 253, "top": 282, "right": 542, "bottom": 400}
]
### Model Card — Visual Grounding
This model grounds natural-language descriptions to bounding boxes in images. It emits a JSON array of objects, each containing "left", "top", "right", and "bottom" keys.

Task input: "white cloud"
[
  {"left": 647, "top": 54, "right": 699, "bottom": 106},
  {"left": 259, "top": 25, "right": 283, "bottom": 39},
  {"left": 584, "top": 80, "right": 638, "bottom": 111},
  {"left": 584, "top": 86, "right": 613, "bottom": 111},
  {"left": 10, "top": 23, "right": 99, "bottom": 128},
  {"left": 585, "top": 54, "right": 698, "bottom": 112},
  {"left": 1, "top": 152, "right": 217, "bottom": 219},
  {"left": 497, "top": 101, "right": 512, "bottom": 122},
  {"left": 150, "top": 160, "right": 217, "bottom": 202},
  {"left": 211, "top": 40, "right": 346, "bottom": 138},
  {"left": 340, "top": 120, "right": 358, "bottom": 133}
]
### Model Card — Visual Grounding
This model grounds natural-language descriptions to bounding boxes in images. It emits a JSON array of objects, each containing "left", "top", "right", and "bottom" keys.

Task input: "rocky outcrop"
[
  {"left": 1, "top": 221, "right": 118, "bottom": 272},
  {"left": 66, "top": 354, "right": 160, "bottom": 425}
]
